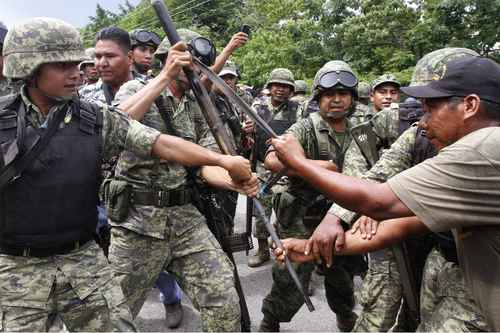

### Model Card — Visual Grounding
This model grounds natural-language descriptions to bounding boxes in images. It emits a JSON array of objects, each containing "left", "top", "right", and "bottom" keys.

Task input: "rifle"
[{"left": 150, "top": 1, "right": 315, "bottom": 322}]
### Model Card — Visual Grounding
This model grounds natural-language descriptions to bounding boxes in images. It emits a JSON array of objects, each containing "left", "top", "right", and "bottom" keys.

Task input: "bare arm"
[
  {"left": 201, "top": 166, "right": 259, "bottom": 196},
  {"left": 265, "top": 150, "right": 337, "bottom": 177},
  {"left": 275, "top": 216, "right": 429, "bottom": 263},
  {"left": 271, "top": 134, "right": 412, "bottom": 220},
  {"left": 151, "top": 134, "right": 251, "bottom": 183}
]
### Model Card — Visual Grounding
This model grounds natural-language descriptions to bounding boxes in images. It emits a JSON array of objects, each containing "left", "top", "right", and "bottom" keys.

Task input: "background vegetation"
[{"left": 80, "top": 0, "right": 500, "bottom": 87}]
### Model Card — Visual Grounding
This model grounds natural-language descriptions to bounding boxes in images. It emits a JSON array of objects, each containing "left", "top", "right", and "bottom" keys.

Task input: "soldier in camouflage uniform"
[
  {"left": 78, "top": 47, "right": 99, "bottom": 87},
  {"left": 357, "top": 81, "right": 371, "bottom": 107},
  {"left": 0, "top": 17, "right": 252, "bottom": 332},
  {"left": 248, "top": 68, "right": 299, "bottom": 267},
  {"left": 259, "top": 61, "right": 373, "bottom": 332},
  {"left": 0, "top": 21, "right": 18, "bottom": 97},
  {"left": 129, "top": 29, "right": 161, "bottom": 77},
  {"left": 369, "top": 74, "right": 401, "bottom": 113},
  {"left": 290, "top": 80, "right": 308, "bottom": 104},
  {"left": 326, "top": 48, "right": 486, "bottom": 332},
  {"left": 106, "top": 30, "right": 258, "bottom": 331}
]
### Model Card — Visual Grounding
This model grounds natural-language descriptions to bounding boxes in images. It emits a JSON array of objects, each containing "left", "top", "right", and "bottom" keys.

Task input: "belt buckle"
[
  {"left": 157, "top": 190, "right": 165, "bottom": 207},
  {"left": 23, "top": 247, "right": 30, "bottom": 257}
]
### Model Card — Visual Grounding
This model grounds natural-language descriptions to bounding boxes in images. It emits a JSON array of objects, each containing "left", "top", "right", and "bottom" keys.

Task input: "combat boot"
[
  {"left": 248, "top": 238, "right": 270, "bottom": 267},
  {"left": 163, "top": 301, "right": 184, "bottom": 329},
  {"left": 259, "top": 315, "right": 280, "bottom": 332},
  {"left": 337, "top": 312, "right": 358, "bottom": 332}
]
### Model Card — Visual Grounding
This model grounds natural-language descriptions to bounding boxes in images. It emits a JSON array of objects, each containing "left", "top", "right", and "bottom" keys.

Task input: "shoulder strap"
[
  {"left": 309, "top": 113, "right": 333, "bottom": 161},
  {"left": 154, "top": 95, "right": 179, "bottom": 137},
  {"left": 0, "top": 102, "right": 67, "bottom": 190}
]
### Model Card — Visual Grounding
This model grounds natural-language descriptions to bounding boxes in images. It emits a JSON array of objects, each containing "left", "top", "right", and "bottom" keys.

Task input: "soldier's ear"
[{"left": 127, "top": 50, "right": 133, "bottom": 66}]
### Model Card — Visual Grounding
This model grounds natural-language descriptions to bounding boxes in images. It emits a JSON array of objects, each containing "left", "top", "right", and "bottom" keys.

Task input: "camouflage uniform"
[
  {"left": 0, "top": 17, "right": 167, "bottom": 331},
  {"left": 108, "top": 79, "right": 240, "bottom": 331},
  {"left": 261, "top": 112, "right": 370, "bottom": 328},
  {"left": 0, "top": 78, "right": 19, "bottom": 97},
  {"left": 290, "top": 80, "right": 308, "bottom": 104},
  {"left": 329, "top": 47, "right": 484, "bottom": 333}
]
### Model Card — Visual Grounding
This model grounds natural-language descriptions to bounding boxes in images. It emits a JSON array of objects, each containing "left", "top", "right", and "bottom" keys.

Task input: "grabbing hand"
[
  {"left": 305, "top": 214, "right": 345, "bottom": 267},
  {"left": 351, "top": 215, "right": 379, "bottom": 240},
  {"left": 231, "top": 173, "right": 259, "bottom": 197},
  {"left": 161, "top": 42, "right": 193, "bottom": 82},
  {"left": 270, "top": 134, "right": 306, "bottom": 170},
  {"left": 221, "top": 155, "right": 252, "bottom": 183},
  {"left": 242, "top": 119, "right": 255, "bottom": 134},
  {"left": 273, "top": 238, "right": 315, "bottom": 264}
]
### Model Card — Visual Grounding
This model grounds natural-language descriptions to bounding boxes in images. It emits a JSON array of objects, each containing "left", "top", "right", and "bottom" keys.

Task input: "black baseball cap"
[{"left": 401, "top": 57, "right": 500, "bottom": 104}]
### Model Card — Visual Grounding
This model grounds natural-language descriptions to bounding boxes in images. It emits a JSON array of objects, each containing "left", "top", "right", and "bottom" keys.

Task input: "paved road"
[{"left": 136, "top": 196, "right": 362, "bottom": 332}]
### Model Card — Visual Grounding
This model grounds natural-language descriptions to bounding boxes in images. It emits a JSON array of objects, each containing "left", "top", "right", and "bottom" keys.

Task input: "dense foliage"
[{"left": 80, "top": 0, "right": 500, "bottom": 87}]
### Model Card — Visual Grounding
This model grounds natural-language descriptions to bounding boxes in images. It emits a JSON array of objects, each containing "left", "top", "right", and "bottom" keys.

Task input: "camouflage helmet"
[
  {"left": 410, "top": 47, "right": 479, "bottom": 86},
  {"left": 3, "top": 17, "right": 86, "bottom": 79},
  {"left": 294, "top": 80, "right": 308, "bottom": 94},
  {"left": 0, "top": 21, "right": 7, "bottom": 46},
  {"left": 357, "top": 81, "right": 371, "bottom": 99},
  {"left": 78, "top": 47, "right": 96, "bottom": 70},
  {"left": 371, "top": 74, "right": 400, "bottom": 90},
  {"left": 155, "top": 28, "right": 201, "bottom": 60},
  {"left": 265, "top": 68, "right": 295, "bottom": 91},
  {"left": 312, "top": 60, "right": 358, "bottom": 100},
  {"left": 219, "top": 60, "right": 240, "bottom": 78}
]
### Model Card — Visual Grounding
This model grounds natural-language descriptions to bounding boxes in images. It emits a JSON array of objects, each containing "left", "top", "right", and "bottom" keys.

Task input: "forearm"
[
  {"left": 291, "top": 157, "right": 410, "bottom": 220},
  {"left": 264, "top": 151, "right": 298, "bottom": 176},
  {"left": 119, "top": 75, "right": 171, "bottom": 120},
  {"left": 200, "top": 166, "right": 237, "bottom": 191},
  {"left": 152, "top": 134, "right": 227, "bottom": 168},
  {"left": 337, "top": 216, "right": 429, "bottom": 255}
]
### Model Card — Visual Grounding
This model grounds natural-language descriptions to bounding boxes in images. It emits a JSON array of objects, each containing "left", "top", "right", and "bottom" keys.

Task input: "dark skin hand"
[
  {"left": 273, "top": 216, "right": 428, "bottom": 264},
  {"left": 305, "top": 213, "right": 345, "bottom": 267},
  {"left": 270, "top": 134, "right": 412, "bottom": 221},
  {"left": 264, "top": 150, "right": 338, "bottom": 178}
]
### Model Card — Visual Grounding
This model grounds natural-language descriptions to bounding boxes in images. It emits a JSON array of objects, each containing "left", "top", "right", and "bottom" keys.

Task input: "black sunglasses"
[{"left": 318, "top": 71, "right": 358, "bottom": 89}]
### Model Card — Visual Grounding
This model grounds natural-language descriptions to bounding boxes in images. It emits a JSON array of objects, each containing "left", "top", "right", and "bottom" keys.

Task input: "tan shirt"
[{"left": 388, "top": 126, "right": 500, "bottom": 330}]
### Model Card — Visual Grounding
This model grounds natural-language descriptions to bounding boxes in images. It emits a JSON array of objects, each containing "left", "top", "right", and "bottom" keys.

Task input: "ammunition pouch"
[{"left": 102, "top": 179, "right": 132, "bottom": 222}]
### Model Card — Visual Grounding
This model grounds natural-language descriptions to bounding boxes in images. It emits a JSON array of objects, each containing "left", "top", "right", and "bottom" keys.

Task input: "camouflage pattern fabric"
[
  {"left": 417, "top": 248, "right": 488, "bottom": 332},
  {"left": 290, "top": 94, "right": 307, "bottom": 104},
  {"left": 251, "top": 96, "right": 299, "bottom": 240},
  {"left": 371, "top": 73, "right": 400, "bottom": 90},
  {"left": 0, "top": 77, "right": 20, "bottom": 97},
  {"left": 265, "top": 68, "right": 295, "bottom": 90},
  {"left": 109, "top": 215, "right": 240, "bottom": 331},
  {"left": 261, "top": 112, "right": 371, "bottom": 325},
  {"left": 108, "top": 79, "right": 240, "bottom": 331},
  {"left": 2, "top": 17, "right": 86, "bottom": 79},
  {"left": 79, "top": 79, "right": 109, "bottom": 107},
  {"left": 0, "top": 242, "right": 135, "bottom": 332}
]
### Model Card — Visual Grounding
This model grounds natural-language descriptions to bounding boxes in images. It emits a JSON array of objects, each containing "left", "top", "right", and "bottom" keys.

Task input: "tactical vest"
[
  {"left": 0, "top": 95, "right": 103, "bottom": 248},
  {"left": 255, "top": 100, "right": 298, "bottom": 161},
  {"left": 211, "top": 93, "right": 242, "bottom": 151}
]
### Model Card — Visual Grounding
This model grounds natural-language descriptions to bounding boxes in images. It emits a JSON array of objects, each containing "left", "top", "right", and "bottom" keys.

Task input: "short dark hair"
[
  {"left": 480, "top": 99, "right": 500, "bottom": 121},
  {"left": 95, "top": 27, "right": 131, "bottom": 54}
]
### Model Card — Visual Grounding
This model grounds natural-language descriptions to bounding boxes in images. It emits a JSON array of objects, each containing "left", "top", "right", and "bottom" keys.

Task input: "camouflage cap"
[
  {"left": 410, "top": 47, "right": 479, "bottom": 86},
  {"left": 219, "top": 60, "right": 239, "bottom": 78},
  {"left": 265, "top": 68, "right": 295, "bottom": 91},
  {"left": 357, "top": 81, "right": 371, "bottom": 99},
  {"left": 79, "top": 47, "right": 96, "bottom": 69},
  {"left": 371, "top": 74, "right": 400, "bottom": 90},
  {"left": 155, "top": 28, "right": 201, "bottom": 60},
  {"left": 294, "top": 80, "right": 308, "bottom": 94},
  {"left": 3, "top": 17, "right": 86, "bottom": 79},
  {"left": 0, "top": 21, "right": 7, "bottom": 45}
]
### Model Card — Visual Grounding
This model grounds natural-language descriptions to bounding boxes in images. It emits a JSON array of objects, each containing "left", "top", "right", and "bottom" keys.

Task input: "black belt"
[
  {"left": 0, "top": 236, "right": 92, "bottom": 258},
  {"left": 131, "top": 187, "right": 193, "bottom": 207}
]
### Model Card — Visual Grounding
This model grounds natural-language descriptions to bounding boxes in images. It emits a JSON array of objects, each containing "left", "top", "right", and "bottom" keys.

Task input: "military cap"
[
  {"left": 219, "top": 60, "right": 239, "bottom": 78},
  {"left": 371, "top": 74, "right": 400, "bottom": 91},
  {"left": 155, "top": 28, "right": 201, "bottom": 60},
  {"left": 357, "top": 81, "right": 371, "bottom": 99},
  {"left": 265, "top": 68, "right": 295, "bottom": 91},
  {"left": 294, "top": 80, "right": 308, "bottom": 94}
]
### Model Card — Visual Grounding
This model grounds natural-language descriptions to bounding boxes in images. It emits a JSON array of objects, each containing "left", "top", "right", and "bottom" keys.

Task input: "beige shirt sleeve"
[{"left": 388, "top": 127, "right": 500, "bottom": 233}]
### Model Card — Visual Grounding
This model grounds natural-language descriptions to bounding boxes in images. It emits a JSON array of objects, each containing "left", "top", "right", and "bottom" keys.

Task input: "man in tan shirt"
[{"left": 270, "top": 56, "right": 500, "bottom": 331}]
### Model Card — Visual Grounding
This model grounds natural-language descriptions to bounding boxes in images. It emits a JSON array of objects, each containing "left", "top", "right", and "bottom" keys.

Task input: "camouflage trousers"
[
  {"left": 108, "top": 216, "right": 240, "bottom": 332},
  {"left": 252, "top": 189, "right": 272, "bottom": 239},
  {"left": 0, "top": 241, "right": 135, "bottom": 332},
  {"left": 353, "top": 248, "right": 405, "bottom": 332},
  {"left": 262, "top": 194, "right": 357, "bottom": 323},
  {"left": 417, "top": 248, "right": 488, "bottom": 332}
]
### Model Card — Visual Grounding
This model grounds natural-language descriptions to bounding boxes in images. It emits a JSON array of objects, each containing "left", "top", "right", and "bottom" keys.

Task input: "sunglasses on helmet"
[{"left": 318, "top": 71, "right": 358, "bottom": 89}]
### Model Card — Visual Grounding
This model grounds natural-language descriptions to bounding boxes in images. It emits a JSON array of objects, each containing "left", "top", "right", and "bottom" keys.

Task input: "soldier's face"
[
  {"left": 269, "top": 83, "right": 293, "bottom": 103},
  {"left": 370, "top": 83, "right": 400, "bottom": 111},
  {"left": 83, "top": 64, "right": 99, "bottom": 82},
  {"left": 36, "top": 62, "right": 80, "bottom": 98},
  {"left": 132, "top": 44, "right": 156, "bottom": 73},
  {"left": 221, "top": 74, "right": 237, "bottom": 91},
  {"left": 95, "top": 40, "right": 132, "bottom": 86},
  {"left": 420, "top": 97, "right": 464, "bottom": 148},
  {"left": 319, "top": 89, "right": 353, "bottom": 118}
]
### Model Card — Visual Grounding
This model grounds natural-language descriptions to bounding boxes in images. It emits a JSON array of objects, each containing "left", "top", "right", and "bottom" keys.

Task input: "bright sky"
[{"left": 1, "top": 0, "right": 141, "bottom": 29}]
